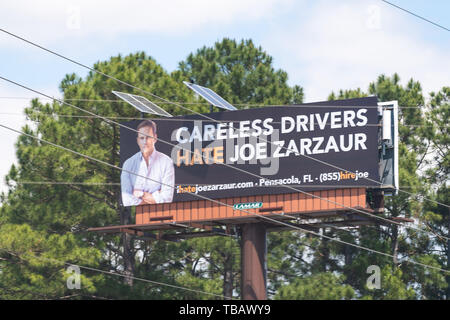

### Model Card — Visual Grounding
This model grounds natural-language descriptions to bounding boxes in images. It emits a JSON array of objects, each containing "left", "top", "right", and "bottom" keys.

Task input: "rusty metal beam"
[
  {"left": 88, "top": 205, "right": 382, "bottom": 236},
  {"left": 241, "top": 223, "right": 267, "bottom": 300},
  {"left": 258, "top": 206, "right": 283, "bottom": 213},
  {"left": 150, "top": 215, "right": 174, "bottom": 222}
]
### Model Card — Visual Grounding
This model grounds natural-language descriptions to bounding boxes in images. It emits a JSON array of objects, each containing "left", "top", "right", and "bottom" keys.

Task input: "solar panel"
[
  {"left": 183, "top": 81, "right": 237, "bottom": 111},
  {"left": 112, "top": 91, "right": 148, "bottom": 112},
  {"left": 112, "top": 91, "right": 172, "bottom": 117},
  {"left": 129, "top": 94, "right": 172, "bottom": 117}
]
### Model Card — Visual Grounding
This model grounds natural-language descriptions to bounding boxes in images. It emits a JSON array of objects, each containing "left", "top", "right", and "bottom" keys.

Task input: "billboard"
[{"left": 120, "top": 97, "right": 381, "bottom": 206}]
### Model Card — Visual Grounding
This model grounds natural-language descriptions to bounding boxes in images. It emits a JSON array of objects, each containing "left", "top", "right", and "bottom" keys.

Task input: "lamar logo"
[{"left": 233, "top": 202, "right": 263, "bottom": 210}]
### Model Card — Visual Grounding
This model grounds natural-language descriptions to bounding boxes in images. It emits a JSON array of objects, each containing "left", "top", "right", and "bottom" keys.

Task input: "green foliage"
[
  {"left": 172, "top": 39, "right": 305, "bottom": 299},
  {"left": 275, "top": 273, "right": 354, "bottom": 300},
  {"left": 0, "top": 223, "right": 101, "bottom": 299},
  {"left": 266, "top": 231, "right": 310, "bottom": 295},
  {"left": 176, "top": 38, "right": 303, "bottom": 107},
  {"left": 370, "top": 74, "right": 425, "bottom": 151},
  {"left": 328, "top": 88, "right": 367, "bottom": 100},
  {"left": 323, "top": 75, "right": 449, "bottom": 300},
  {"left": 1, "top": 41, "right": 303, "bottom": 299},
  {"left": 425, "top": 87, "right": 449, "bottom": 185},
  {"left": 0, "top": 52, "right": 188, "bottom": 299},
  {"left": 0, "top": 40, "right": 448, "bottom": 300},
  {"left": 362, "top": 266, "right": 416, "bottom": 300}
]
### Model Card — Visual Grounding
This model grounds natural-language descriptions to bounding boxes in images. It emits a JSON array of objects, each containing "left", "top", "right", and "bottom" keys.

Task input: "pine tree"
[{"left": 0, "top": 52, "right": 190, "bottom": 299}]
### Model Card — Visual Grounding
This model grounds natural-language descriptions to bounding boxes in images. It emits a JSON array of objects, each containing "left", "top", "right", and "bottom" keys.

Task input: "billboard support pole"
[{"left": 241, "top": 223, "right": 267, "bottom": 300}]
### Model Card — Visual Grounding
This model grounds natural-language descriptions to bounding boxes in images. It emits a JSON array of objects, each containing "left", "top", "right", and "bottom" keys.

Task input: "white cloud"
[
  {"left": 0, "top": 97, "right": 28, "bottom": 194},
  {"left": 267, "top": 1, "right": 450, "bottom": 101},
  {"left": 0, "top": 85, "right": 59, "bottom": 195},
  {"left": 0, "top": 0, "right": 294, "bottom": 45}
]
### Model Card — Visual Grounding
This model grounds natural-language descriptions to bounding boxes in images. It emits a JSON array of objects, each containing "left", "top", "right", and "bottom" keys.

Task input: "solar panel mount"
[
  {"left": 183, "top": 81, "right": 237, "bottom": 111},
  {"left": 112, "top": 91, "right": 172, "bottom": 117}
]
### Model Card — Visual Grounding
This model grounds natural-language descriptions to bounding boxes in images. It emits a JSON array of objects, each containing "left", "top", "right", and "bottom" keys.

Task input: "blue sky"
[{"left": 0, "top": 0, "right": 449, "bottom": 194}]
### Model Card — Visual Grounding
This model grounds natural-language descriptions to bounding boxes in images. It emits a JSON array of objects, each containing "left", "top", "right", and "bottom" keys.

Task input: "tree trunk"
[
  {"left": 115, "top": 159, "right": 135, "bottom": 286},
  {"left": 447, "top": 209, "right": 450, "bottom": 300},
  {"left": 344, "top": 241, "right": 352, "bottom": 266},
  {"left": 321, "top": 229, "right": 330, "bottom": 272},
  {"left": 121, "top": 206, "right": 135, "bottom": 286},
  {"left": 223, "top": 253, "right": 233, "bottom": 300},
  {"left": 392, "top": 225, "right": 399, "bottom": 265},
  {"left": 115, "top": 119, "right": 134, "bottom": 287}
]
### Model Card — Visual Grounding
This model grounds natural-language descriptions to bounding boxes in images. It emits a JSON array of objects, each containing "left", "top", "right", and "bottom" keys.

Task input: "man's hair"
[{"left": 136, "top": 120, "right": 157, "bottom": 136}]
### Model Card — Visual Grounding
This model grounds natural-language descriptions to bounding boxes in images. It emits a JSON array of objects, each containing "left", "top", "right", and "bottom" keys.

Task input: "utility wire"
[
  {"left": 10, "top": 180, "right": 412, "bottom": 240},
  {"left": 0, "top": 75, "right": 447, "bottom": 240},
  {"left": 1, "top": 25, "right": 447, "bottom": 295},
  {"left": 10, "top": 181, "right": 418, "bottom": 188},
  {"left": 13, "top": 178, "right": 371, "bottom": 237},
  {"left": 381, "top": 0, "right": 450, "bottom": 32},
  {"left": 3, "top": 111, "right": 443, "bottom": 128},
  {"left": 2, "top": 173, "right": 413, "bottom": 255},
  {"left": 14, "top": 181, "right": 119, "bottom": 186},
  {"left": 0, "top": 248, "right": 231, "bottom": 300},
  {"left": 0, "top": 95, "right": 428, "bottom": 109},
  {"left": 8, "top": 180, "right": 423, "bottom": 247},
  {"left": 8, "top": 112, "right": 385, "bottom": 127},
  {"left": 0, "top": 122, "right": 449, "bottom": 275},
  {"left": 1, "top": 27, "right": 446, "bottom": 211}
]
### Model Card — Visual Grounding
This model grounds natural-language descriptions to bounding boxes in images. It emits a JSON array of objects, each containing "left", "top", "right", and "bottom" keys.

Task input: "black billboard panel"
[{"left": 120, "top": 97, "right": 381, "bottom": 206}]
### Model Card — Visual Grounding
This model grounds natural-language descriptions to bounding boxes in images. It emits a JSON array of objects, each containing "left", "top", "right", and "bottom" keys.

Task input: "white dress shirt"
[{"left": 121, "top": 150, "right": 175, "bottom": 206}]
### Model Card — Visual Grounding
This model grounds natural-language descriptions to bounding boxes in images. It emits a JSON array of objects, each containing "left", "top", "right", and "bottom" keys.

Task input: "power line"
[
  {"left": 3, "top": 111, "right": 443, "bottom": 128},
  {"left": 1, "top": 27, "right": 447, "bottom": 296},
  {"left": 0, "top": 122, "right": 449, "bottom": 275},
  {"left": 1, "top": 27, "right": 446, "bottom": 210},
  {"left": 13, "top": 181, "right": 119, "bottom": 186},
  {"left": 9, "top": 180, "right": 432, "bottom": 250},
  {"left": 0, "top": 248, "right": 231, "bottom": 300},
  {"left": 11, "top": 181, "right": 423, "bottom": 241},
  {"left": 0, "top": 95, "right": 428, "bottom": 109},
  {"left": 381, "top": 0, "right": 450, "bottom": 32},
  {"left": 4, "top": 175, "right": 421, "bottom": 257},
  {"left": 1, "top": 75, "right": 447, "bottom": 240},
  {"left": 0, "top": 28, "right": 448, "bottom": 215},
  {"left": 9, "top": 181, "right": 425, "bottom": 189},
  {"left": 9, "top": 177, "right": 386, "bottom": 237}
]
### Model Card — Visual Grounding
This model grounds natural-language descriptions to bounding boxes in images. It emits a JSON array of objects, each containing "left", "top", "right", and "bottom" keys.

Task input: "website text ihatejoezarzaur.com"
[{"left": 175, "top": 169, "right": 371, "bottom": 195}]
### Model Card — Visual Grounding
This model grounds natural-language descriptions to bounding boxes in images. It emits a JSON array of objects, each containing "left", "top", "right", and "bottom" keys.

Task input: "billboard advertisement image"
[{"left": 120, "top": 97, "right": 381, "bottom": 206}]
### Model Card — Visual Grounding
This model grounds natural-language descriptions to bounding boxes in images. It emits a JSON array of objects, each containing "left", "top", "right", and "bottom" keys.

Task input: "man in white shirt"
[{"left": 121, "top": 120, "right": 175, "bottom": 206}]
